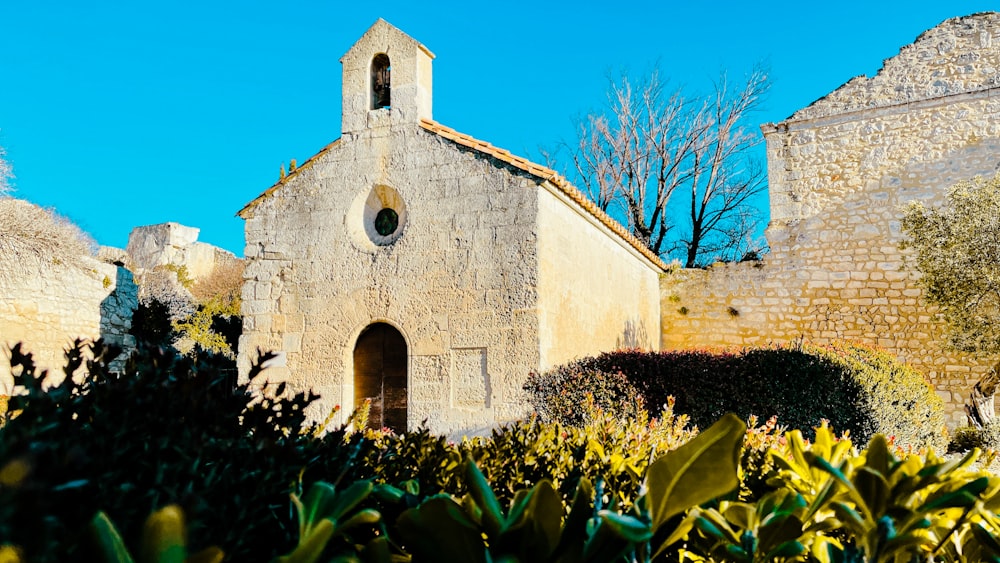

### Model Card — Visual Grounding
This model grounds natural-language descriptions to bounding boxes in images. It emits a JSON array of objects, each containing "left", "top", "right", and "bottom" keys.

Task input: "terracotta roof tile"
[{"left": 418, "top": 118, "right": 667, "bottom": 270}]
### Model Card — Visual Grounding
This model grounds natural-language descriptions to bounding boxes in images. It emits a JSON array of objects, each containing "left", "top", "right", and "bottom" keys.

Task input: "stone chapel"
[
  {"left": 237, "top": 19, "right": 664, "bottom": 435},
  {"left": 239, "top": 13, "right": 1000, "bottom": 432}
]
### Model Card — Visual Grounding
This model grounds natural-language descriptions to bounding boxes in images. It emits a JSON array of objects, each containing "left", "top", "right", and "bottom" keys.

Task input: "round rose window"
[
  {"left": 374, "top": 208, "right": 399, "bottom": 236},
  {"left": 347, "top": 184, "right": 407, "bottom": 250}
]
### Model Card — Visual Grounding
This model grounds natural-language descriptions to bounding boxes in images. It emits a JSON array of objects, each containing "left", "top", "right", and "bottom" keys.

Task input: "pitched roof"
[
  {"left": 237, "top": 139, "right": 340, "bottom": 218},
  {"left": 237, "top": 120, "right": 667, "bottom": 271},
  {"left": 418, "top": 118, "right": 667, "bottom": 270}
]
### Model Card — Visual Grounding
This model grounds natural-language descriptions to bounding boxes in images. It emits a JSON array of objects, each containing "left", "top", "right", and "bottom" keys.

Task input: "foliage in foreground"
[
  {"left": 3, "top": 340, "right": 991, "bottom": 562},
  {"left": 0, "top": 340, "right": 358, "bottom": 561},
  {"left": 526, "top": 342, "right": 947, "bottom": 451},
  {"left": 11, "top": 410, "right": 1000, "bottom": 563}
]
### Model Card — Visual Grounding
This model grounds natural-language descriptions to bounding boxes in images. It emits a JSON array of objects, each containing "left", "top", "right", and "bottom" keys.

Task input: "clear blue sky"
[{"left": 1, "top": 1, "right": 996, "bottom": 256}]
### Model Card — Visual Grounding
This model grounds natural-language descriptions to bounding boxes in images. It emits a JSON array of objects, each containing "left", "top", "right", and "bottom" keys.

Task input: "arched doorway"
[{"left": 353, "top": 322, "right": 407, "bottom": 432}]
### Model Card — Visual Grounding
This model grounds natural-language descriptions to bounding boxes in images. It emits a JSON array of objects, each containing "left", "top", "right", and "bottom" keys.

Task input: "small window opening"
[
  {"left": 372, "top": 54, "right": 391, "bottom": 110},
  {"left": 374, "top": 208, "right": 399, "bottom": 236}
]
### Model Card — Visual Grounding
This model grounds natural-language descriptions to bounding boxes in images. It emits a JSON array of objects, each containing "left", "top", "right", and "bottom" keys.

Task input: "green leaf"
[
  {"left": 465, "top": 460, "right": 503, "bottom": 539},
  {"left": 758, "top": 514, "right": 805, "bottom": 553},
  {"left": 139, "top": 505, "right": 186, "bottom": 563},
  {"left": 920, "top": 490, "right": 978, "bottom": 511},
  {"left": 337, "top": 509, "right": 382, "bottom": 533},
  {"left": 722, "top": 502, "right": 755, "bottom": 530},
  {"left": 326, "top": 481, "right": 375, "bottom": 523},
  {"left": 581, "top": 515, "right": 634, "bottom": 563},
  {"left": 852, "top": 467, "right": 889, "bottom": 518},
  {"left": 495, "top": 481, "right": 563, "bottom": 562},
  {"left": 972, "top": 521, "right": 1000, "bottom": 558},
  {"left": 864, "top": 434, "right": 891, "bottom": 476},
  {"left": 186, "top": 548, "right": 224, "bottom": 563},
  {"left": 397, "top": 495, "right": 486, "bottom": 563},
  {"left": 276, "top": 519, "right": 334, "bottom": 563},
  {"left": 90, "top": 512, "right": 136, "bottom": 563},
  {"left": 550, "top": 478, "right": 593, "bottom": 562},
  {"left": 646, "top": 413, "right": 745, "bottom": 535},
  {"left": 598, "top": 511, "right": 652, "bottom": 544},
  {"left": 764, "top": 540, "right": 806, "bottom": 560}
]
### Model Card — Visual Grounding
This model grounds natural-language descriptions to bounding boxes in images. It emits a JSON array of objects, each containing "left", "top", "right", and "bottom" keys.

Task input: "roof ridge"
[{"left": 418, "top": 118, "right": 667, "bottom": 270}]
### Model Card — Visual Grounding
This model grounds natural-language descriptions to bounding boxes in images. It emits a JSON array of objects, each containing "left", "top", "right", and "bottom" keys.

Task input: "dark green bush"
[
  {"left": 0, "top": 340, "right": 367, "bottom": 561},
  {"left": 526, "top": 342, "right": 946, "bottom": 451},
  {"left": 811, "top": 342, "right": 945, "bottom": 451},
  {"left": 949, "top": 426, "right": 987, "bottom": 453},
  {"left": 128, "top": 298, "right": 175, "bottom": 347},
  {"left": 523, "top": 363, "right": 642, "bottom": 426}
]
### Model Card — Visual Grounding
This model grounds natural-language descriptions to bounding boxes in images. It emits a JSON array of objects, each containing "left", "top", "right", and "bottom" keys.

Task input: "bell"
[{"left": 374, "top": 84, "right": 391, "bottom": 109}]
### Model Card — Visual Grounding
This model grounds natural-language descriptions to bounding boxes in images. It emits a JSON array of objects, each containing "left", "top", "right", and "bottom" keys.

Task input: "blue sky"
[{"left": 1, "top": 1, "right": 996, "bottom": 256}]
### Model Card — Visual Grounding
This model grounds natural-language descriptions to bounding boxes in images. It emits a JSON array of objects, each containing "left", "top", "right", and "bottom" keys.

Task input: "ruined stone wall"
[
  {"left": 127, "top": 222, "right": 240, "bottom": 281},
  {"left": 661, "top": 13, "right": 1000, "bottom": 427},
  {"left": 0, "top": 257, "right": 138, "bottom": 389},
  {"left": 239, "top": 123, "right": 542, "bottom": 435},
  {"left": 536, "top": 185, "right": 661, "bottom": 368}
]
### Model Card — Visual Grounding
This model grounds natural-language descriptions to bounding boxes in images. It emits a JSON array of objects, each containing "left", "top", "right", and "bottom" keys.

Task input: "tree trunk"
[{"left": 967, "top": 362, "right": 1000, "bottom": 429}]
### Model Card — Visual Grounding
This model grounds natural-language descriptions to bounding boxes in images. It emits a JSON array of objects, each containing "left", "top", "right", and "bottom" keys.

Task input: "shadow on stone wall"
[
  {"left": 99, "top": 264, "right": 139, "bottom": 371},
  {"left": 617, "top": 318, "right": 650, "bottom": 350}
]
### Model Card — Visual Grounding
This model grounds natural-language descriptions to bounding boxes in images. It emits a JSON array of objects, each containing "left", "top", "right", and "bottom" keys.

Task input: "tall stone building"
[
  {"left": 662, "top": 12, "right": 1000, "bottom": 425},
  {"left": 237, "top": 20, "right": 663, "bottom": 434}
]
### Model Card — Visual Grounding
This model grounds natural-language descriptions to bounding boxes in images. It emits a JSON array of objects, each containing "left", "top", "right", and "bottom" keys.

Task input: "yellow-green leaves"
[
  {"left": 647, "top": 413, "right": 746, "bottom": 533},
  {"left": 90, "top": 506, "right": 224, "bottom": 563}
]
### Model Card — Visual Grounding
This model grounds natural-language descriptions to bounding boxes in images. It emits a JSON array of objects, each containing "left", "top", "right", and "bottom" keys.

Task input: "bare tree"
[
  {"left": 566, "top": 66, "right": 769, "bottom": 267},
  {"left": 0, "top": 141, "right": 13, "bottom": 196}
]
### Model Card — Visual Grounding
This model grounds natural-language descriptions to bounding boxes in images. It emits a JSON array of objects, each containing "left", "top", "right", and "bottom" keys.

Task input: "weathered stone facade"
[
  {"left": 662, "top": 13, "right": 1000, "bottom": 426},
  {"left": 0, "top": 256, "right": 138, "bottom": 389},
  {"left": 237, "top": 20, "right": 663, "bottom": 435},
  {"left": 1, "top": 218, "right": 243, "bottom": 388},
  {"left": 239, "top": 14, "right": 1000, "bottom": 433},
  {"left": 127, "top": 222, "right": 240, "bottom": 280}
]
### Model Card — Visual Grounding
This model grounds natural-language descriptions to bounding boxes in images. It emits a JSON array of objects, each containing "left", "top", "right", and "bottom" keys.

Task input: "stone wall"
[
  {"left": 536, "top": 185, "right": 661, "bottom": 369},
  {"left": 661, "top": 13, "right": 1000, "bottom": 426},
  {"left": 239, "top": 124, "right": 542, "bottom": 435},
  {"left": 127, "top": 222, "right": 240, "bottom": 281},
  {"left": 0, "top": 256, "right": 138, "bottom": 388}
]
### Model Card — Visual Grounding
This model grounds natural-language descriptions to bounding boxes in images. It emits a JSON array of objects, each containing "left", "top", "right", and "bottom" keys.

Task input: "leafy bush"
[
  {"left": 811, "top": 342, "right": 946, "bottom": 451},
  {"left": 949, "top": 421, "right": 1000, "bottom": 455},
  {"left": 360, "top": 397, "right": 696, "bottom": 512},
  {"left": 528, "top": 342, "right": 946, "bottom": 451},
  {"left": 0, "top": 340, "right": 365, "bottom": 561},
  {"left": 128, "top": 298, "right": 176, "bottom": 347},
  {"left": 523, "top": 363, "right": 642, "bottom": 426}
]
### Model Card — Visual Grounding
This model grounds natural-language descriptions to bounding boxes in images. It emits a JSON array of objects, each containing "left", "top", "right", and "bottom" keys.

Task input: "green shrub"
[
  {"left": 527, "top": 342, "right": 946, "bottom": 451},
  {"left": 360, "top": 397, "right": 696, "bottom": 512},
  {"left": 949, "top": 425, "right": 987, "bottom": 453},
  {"left": 0, "top": 340, "right": 366, "bottom": 561},
  {"left": 949, "top": 421, "right": 1000, "bottom": 455},
  {"left": 128, "top": 298, "right": 176, "bottom": 347},
  {"left": 810, "top": 342, "right": 946, "bottom": 451},
  {"left": 523, "top": 364, "right": 642, "bottom": 426}
]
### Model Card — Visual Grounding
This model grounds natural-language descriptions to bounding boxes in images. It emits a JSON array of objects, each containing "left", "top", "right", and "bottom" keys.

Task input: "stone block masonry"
[
  {"left": 661, "top": 13, "right": 1000, "bottom": 427},
  {"left": 237, "top": 20, "right": 663, "bottom": 436},
  {"left": 0, "top": 256, "right": 138, "bottom": 389}
]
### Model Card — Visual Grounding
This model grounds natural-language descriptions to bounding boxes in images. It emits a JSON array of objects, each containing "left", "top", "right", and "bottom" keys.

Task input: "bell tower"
[{"left": 340, "top": 19, "right": 435, "bottom": 134}]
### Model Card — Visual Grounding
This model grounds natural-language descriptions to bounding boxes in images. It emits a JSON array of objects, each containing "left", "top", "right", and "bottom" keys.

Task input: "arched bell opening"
[
  {"left": 371, "top": 53, "right": 391, "bottom": 110},
  {"left": 353, "top": 322, "right": 407, "bottom": 431}
]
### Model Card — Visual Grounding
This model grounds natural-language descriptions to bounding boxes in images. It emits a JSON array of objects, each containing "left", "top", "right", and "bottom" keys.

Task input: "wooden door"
[{"left": 353, "top": 323, "right": 407, "bottom": 432}]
